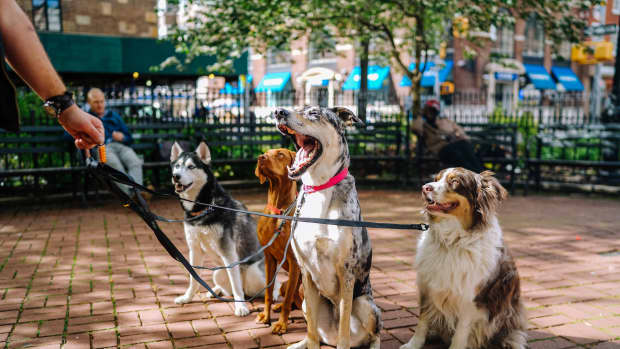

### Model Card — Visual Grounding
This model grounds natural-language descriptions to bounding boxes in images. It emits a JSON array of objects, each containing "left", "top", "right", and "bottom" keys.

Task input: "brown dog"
[{"left": 254, "top": 148, "right": 303, "bottom": 334}]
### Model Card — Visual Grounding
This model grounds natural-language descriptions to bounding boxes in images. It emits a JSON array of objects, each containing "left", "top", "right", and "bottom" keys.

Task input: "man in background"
[
  {"left": 87, "top": 88, "right": 150, "bottom": 197},
  {"left": 412, "top": 99, "right": 484, "bottom": 172}
]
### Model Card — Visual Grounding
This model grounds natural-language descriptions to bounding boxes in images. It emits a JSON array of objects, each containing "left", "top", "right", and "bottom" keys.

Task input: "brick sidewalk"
[{"left": 1, "top": 190, "right": 620, "bottom": 348}]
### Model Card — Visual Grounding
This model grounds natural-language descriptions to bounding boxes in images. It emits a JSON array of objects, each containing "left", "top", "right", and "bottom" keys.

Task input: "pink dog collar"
[{"left": 303, "top": 168, "right": 349, "bottom": 194}]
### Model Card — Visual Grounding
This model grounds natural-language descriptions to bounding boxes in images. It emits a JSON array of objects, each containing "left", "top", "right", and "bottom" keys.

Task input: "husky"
[
  {"left": 170, "top": 141, "right": 279, "bottom": 317},
  {"left": 275, "top": 106, "right": 382, "bottom": 349}
]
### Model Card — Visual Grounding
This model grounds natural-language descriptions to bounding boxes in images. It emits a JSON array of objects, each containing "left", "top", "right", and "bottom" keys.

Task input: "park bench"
[
  {"left": 128, "top": 122, "right": 192, "bottom": 187},
  {"left": 347, "top": 121, "right": 405, "bottom": 180},
  {"left": 0, "top": 125, "right": 84, "bottom": 199},
  {"left": 525, "top": 123, "right": 620, "bottom": 193},
  {"left": 414, "top": 123, "right": 519, "bottom": 192}
]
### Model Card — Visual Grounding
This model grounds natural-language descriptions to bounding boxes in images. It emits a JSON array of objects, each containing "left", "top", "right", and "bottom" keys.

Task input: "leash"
[
  {"left": 86, "top": 150, "right": 298, "bottom": 303},
  {"left": 88, "top": 157, "right": 429, "bottom": 231},
  {"left": 85, "top": 145, "right": 428, "bottom": 303}
]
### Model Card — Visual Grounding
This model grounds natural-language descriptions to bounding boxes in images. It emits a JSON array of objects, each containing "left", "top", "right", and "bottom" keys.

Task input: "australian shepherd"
[{"left": 400, "top": 168, "right": 527, "bottom": 349}]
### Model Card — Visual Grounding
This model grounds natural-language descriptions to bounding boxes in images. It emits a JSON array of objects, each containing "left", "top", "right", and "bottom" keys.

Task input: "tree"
[{"left": 164, "top": 0, "right": 597, "bottom": 117}]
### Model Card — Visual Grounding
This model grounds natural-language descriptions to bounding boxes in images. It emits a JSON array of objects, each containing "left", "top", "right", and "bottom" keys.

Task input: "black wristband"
[{"left": 43, "top": 91, "right": 75, "bottom": 118}]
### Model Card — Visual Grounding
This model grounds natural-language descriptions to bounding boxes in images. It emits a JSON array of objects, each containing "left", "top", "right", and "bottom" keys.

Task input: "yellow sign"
[
  {"left": 572, "top": 41, "right": 614, "bottom": 64},
  {"left": 453, "top": 17, "right": 469, "bottom": 38},
  {"left": 441, "top": 82, "right": 454, "bottom": 95}
]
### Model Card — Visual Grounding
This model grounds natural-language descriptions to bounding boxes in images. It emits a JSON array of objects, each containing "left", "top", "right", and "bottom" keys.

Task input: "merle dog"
[
  {"left": 170, "top": 142, "right": 279, "bottom": 317},
  {"left": 275, "top": 106, "right": 382, "bottom": 349}
]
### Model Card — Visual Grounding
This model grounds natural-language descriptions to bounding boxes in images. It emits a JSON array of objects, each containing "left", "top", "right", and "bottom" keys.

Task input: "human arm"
[
  {"left": 451, "top": 120, "right": 469, "bottom": 140},
  {"left": 112, "top": 112, "right": 133, "bottom": 145},
  {"left": 0, "top": 0, "right": 103, "bottom": 148},
  {"left": 411, "top": 114, "right": 424, "bottom": 135}
]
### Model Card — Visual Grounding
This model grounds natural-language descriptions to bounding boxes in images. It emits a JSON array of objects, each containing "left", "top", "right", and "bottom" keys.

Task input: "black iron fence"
[{"left": 3, "top": 86, "right": 619, "bottom": 200}]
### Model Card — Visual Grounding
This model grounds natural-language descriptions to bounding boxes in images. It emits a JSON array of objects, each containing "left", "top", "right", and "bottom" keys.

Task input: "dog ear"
[
  {"left": 287, "top": 149, "right": 296, "bottom": 165},
  {"left": 195, "top": 142, "right": 212, "bottom": 165},
  {"left": 330, "top": 107, "right": 364, "bottom": 127},
  {"left": 254, "top": 163, "right": 266, "bottom": 184},
  {"left": 475, "top": 171, "right": 507, "bottom": 225},
  {"left": 480, "top": 171, "right": 507, "bottom": 203},
  {"left": 171, "top": 141, "right": 183, "bottom": 162}
]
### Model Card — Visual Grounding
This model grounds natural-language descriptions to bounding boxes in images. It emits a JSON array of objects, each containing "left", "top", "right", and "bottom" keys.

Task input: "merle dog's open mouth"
[
  {"left": 174, "top": 182, "right": 192, "bottom": 193},
  {"left": 278, "top": 124, "right": 322, "bottom": 177},
  {"left": 424, "top": 196, "right": 459, "bottom": 212}
]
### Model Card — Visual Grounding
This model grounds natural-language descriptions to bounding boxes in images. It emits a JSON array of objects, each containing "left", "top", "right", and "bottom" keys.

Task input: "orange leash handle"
[{"left": 98, "top": 145, "right": 107, "bottom": 163}]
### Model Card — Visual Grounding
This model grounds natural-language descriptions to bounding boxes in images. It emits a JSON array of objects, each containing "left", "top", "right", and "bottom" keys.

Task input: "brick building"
[
  {"left": 16, "top": 0, "right": 159, "bottom": 37},
  {"left": 251, "top": 3, "right": 617, "bottom": 113},
  {"left": 13, "top": 0, "right": 245, "bottom": 89}
]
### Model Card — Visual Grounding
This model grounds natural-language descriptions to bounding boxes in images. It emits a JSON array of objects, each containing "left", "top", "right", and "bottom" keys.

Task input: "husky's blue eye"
[{"left": 188, "top": 165, "right": 196, "bottom": 169}]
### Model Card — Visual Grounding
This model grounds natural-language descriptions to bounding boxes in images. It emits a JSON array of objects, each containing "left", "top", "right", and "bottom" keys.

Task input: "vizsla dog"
[{"left": 255, "top": 148, "right": 303, "bottom": 334}]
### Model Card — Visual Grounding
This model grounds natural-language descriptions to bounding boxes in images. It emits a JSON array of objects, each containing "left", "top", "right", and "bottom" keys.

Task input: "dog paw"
[
  {"left": 272, "top": 303, "right": 283, "bottom": 313},
  {"left": 234, "top": 304, "right": 250, "bottom": 317},
  {"left": 271, "top": 319, "right": 288, "bottom": 334},
  {"left": 287, "top": 338, "right": 318, "bottom": 349},
  {"left": 205, "top": 286, "right": 223, "bottom": 299},
  {"left": 399, "top": 343, "right": 418, "bottom": 349},
  {"left": 174, "top": 294, "right": 193, "bottom": 304},
  {"left": 287, "top": 338, "right": 308, "bottom": 349},
  {"left": 255, "top": 311, "right": 270, "bottom": 324}
]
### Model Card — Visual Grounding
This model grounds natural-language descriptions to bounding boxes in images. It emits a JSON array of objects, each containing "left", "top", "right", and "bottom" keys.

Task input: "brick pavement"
[{"left": 1, "top": 189, "right": 620, "bottom": 348}]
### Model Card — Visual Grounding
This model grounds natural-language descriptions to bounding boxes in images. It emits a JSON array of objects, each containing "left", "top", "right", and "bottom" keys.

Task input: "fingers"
[
  {"left": 74, "top": 137, "right": 98, "bottom": 150},
  {"left": 88, "top": 117, "right": 105, "bottom": 145}
]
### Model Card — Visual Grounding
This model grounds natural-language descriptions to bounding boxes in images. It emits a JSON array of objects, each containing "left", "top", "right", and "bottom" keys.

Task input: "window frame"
[
  {"left": 32, "top": 0, "right": 63, "bottom": 32},
  {"left": 523, "top": 14, "right": 544, "bottom": 58},
  {"left": 308, "top": 29, "right": 337, "bottom": 63}
]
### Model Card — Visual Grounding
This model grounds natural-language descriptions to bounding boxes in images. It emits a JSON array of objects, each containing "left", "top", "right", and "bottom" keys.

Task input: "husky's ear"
[
  {"left": 171, "top": 141, "right": 183, "bottom": 162},
  {"left": 330, "top": 107, "right": 364, "bottom": 127},
  {"left": 195, "top": 142, "right": 212, "bottom": 165}
]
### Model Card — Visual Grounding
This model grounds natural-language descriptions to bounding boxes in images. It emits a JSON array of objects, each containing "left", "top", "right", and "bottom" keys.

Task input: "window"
[
  {"left": 492, "top": 24, "right": 514, "bottom": 57},
  {"left": 556, "top": 41, "right": 572, "bottom": 60},
  {"left": 523, "top": 14, "right": 544, "bottom": 57},
  {"left": 309, "top": 28, "right": 337, "bottom": 62},
  {"left": 614, "top": 0, "right": 620, "bottom": 15},
  {"left": 267, "top": 48, "right": 291, "bottom": 66},
  {"left": 32, "top": 0, "right": 62, "bottom": 32}
]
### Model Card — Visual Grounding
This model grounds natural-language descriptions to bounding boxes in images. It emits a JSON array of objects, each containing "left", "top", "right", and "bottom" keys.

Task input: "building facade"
[{"left": 17, "top": 0, "right": 159, "bottom": 37}]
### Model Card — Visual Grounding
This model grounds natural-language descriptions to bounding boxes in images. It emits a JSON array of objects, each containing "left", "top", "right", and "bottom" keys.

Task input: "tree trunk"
[
  {"left": 410, "top": 11, "right": 425, "bottom": 118},
  {"left": 358, "top": 37, "right": 370, "bottom": 122}
]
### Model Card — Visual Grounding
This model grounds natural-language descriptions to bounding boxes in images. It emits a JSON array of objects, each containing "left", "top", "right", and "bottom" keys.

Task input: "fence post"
[{"left": 404, "top": 107, "right": 412, "bottom": 187}]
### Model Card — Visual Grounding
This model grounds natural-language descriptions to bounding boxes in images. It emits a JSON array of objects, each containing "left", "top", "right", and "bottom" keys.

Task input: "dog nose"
[
  {"left": 423, "top": 184, "right": 433, "bottom": 192},
  {"left": 258, "top": 154, "right": 267, "bottom": 161},
  {"left": 173, "top": 174, "right": 181, "bottom": 181},
  {"left": 273, "top": 108, "right": 289, "bottom": 120}
]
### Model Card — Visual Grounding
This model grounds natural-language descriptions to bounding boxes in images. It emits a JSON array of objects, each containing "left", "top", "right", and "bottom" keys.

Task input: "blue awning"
[
  {"left": 400, "top": 60, "right": 453, "bottom": 87},
  {"left": 255, "top": 72, "right": 291, "bottom": 92},
  {"left": 551, "top": 67, "right": 584, "bottom": 91},
  {"left": 524, "top": 64, "right": 556, "bottom": 90},
  {"left": 220, "top": 82, "right": 242, "bottom": 94},
  {"left": 342, "top": 65, "right": 390, "bottom": 91}
]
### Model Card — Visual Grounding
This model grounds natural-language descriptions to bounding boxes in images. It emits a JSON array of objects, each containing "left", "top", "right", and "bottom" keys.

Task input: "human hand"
[
  {"left": 112, "top": 131, "right": 124, "bottom": 142},
  {"left": 57, "top": 105, "right": 105, "bottom": 149}
]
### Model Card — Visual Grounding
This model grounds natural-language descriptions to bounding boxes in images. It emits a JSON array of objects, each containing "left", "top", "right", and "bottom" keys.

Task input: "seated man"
[
  {"left": 412, "top": 99, "right": 484, "bottom": 172},
  {"left": 87, "top": 88, "right": 148, "bottom": 197}
]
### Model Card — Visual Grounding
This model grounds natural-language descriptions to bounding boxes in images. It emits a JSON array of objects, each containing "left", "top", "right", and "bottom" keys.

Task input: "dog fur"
[
  {"left": 255, "top": 148, "right": 304, "bottom": 334},
  {"left": 275, "top": 106, "right": 382, "bottom": 349},
  {"left": 400, "top": 168, "right": 527, "bottom": 349},
  {"left": 170, "top": 141, "right": 278, "bottom": 317}
]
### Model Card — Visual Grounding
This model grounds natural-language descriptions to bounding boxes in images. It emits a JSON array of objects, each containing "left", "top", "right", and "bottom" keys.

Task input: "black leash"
[
  {"left": 89, "top": 156, "right": 429, "bottom": 231},
  {"left": 87, "top": 155, "right": 297, "bottom": 303},
  {"left": 85, "top": 147, "right": 428, "bottom": 303}
]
